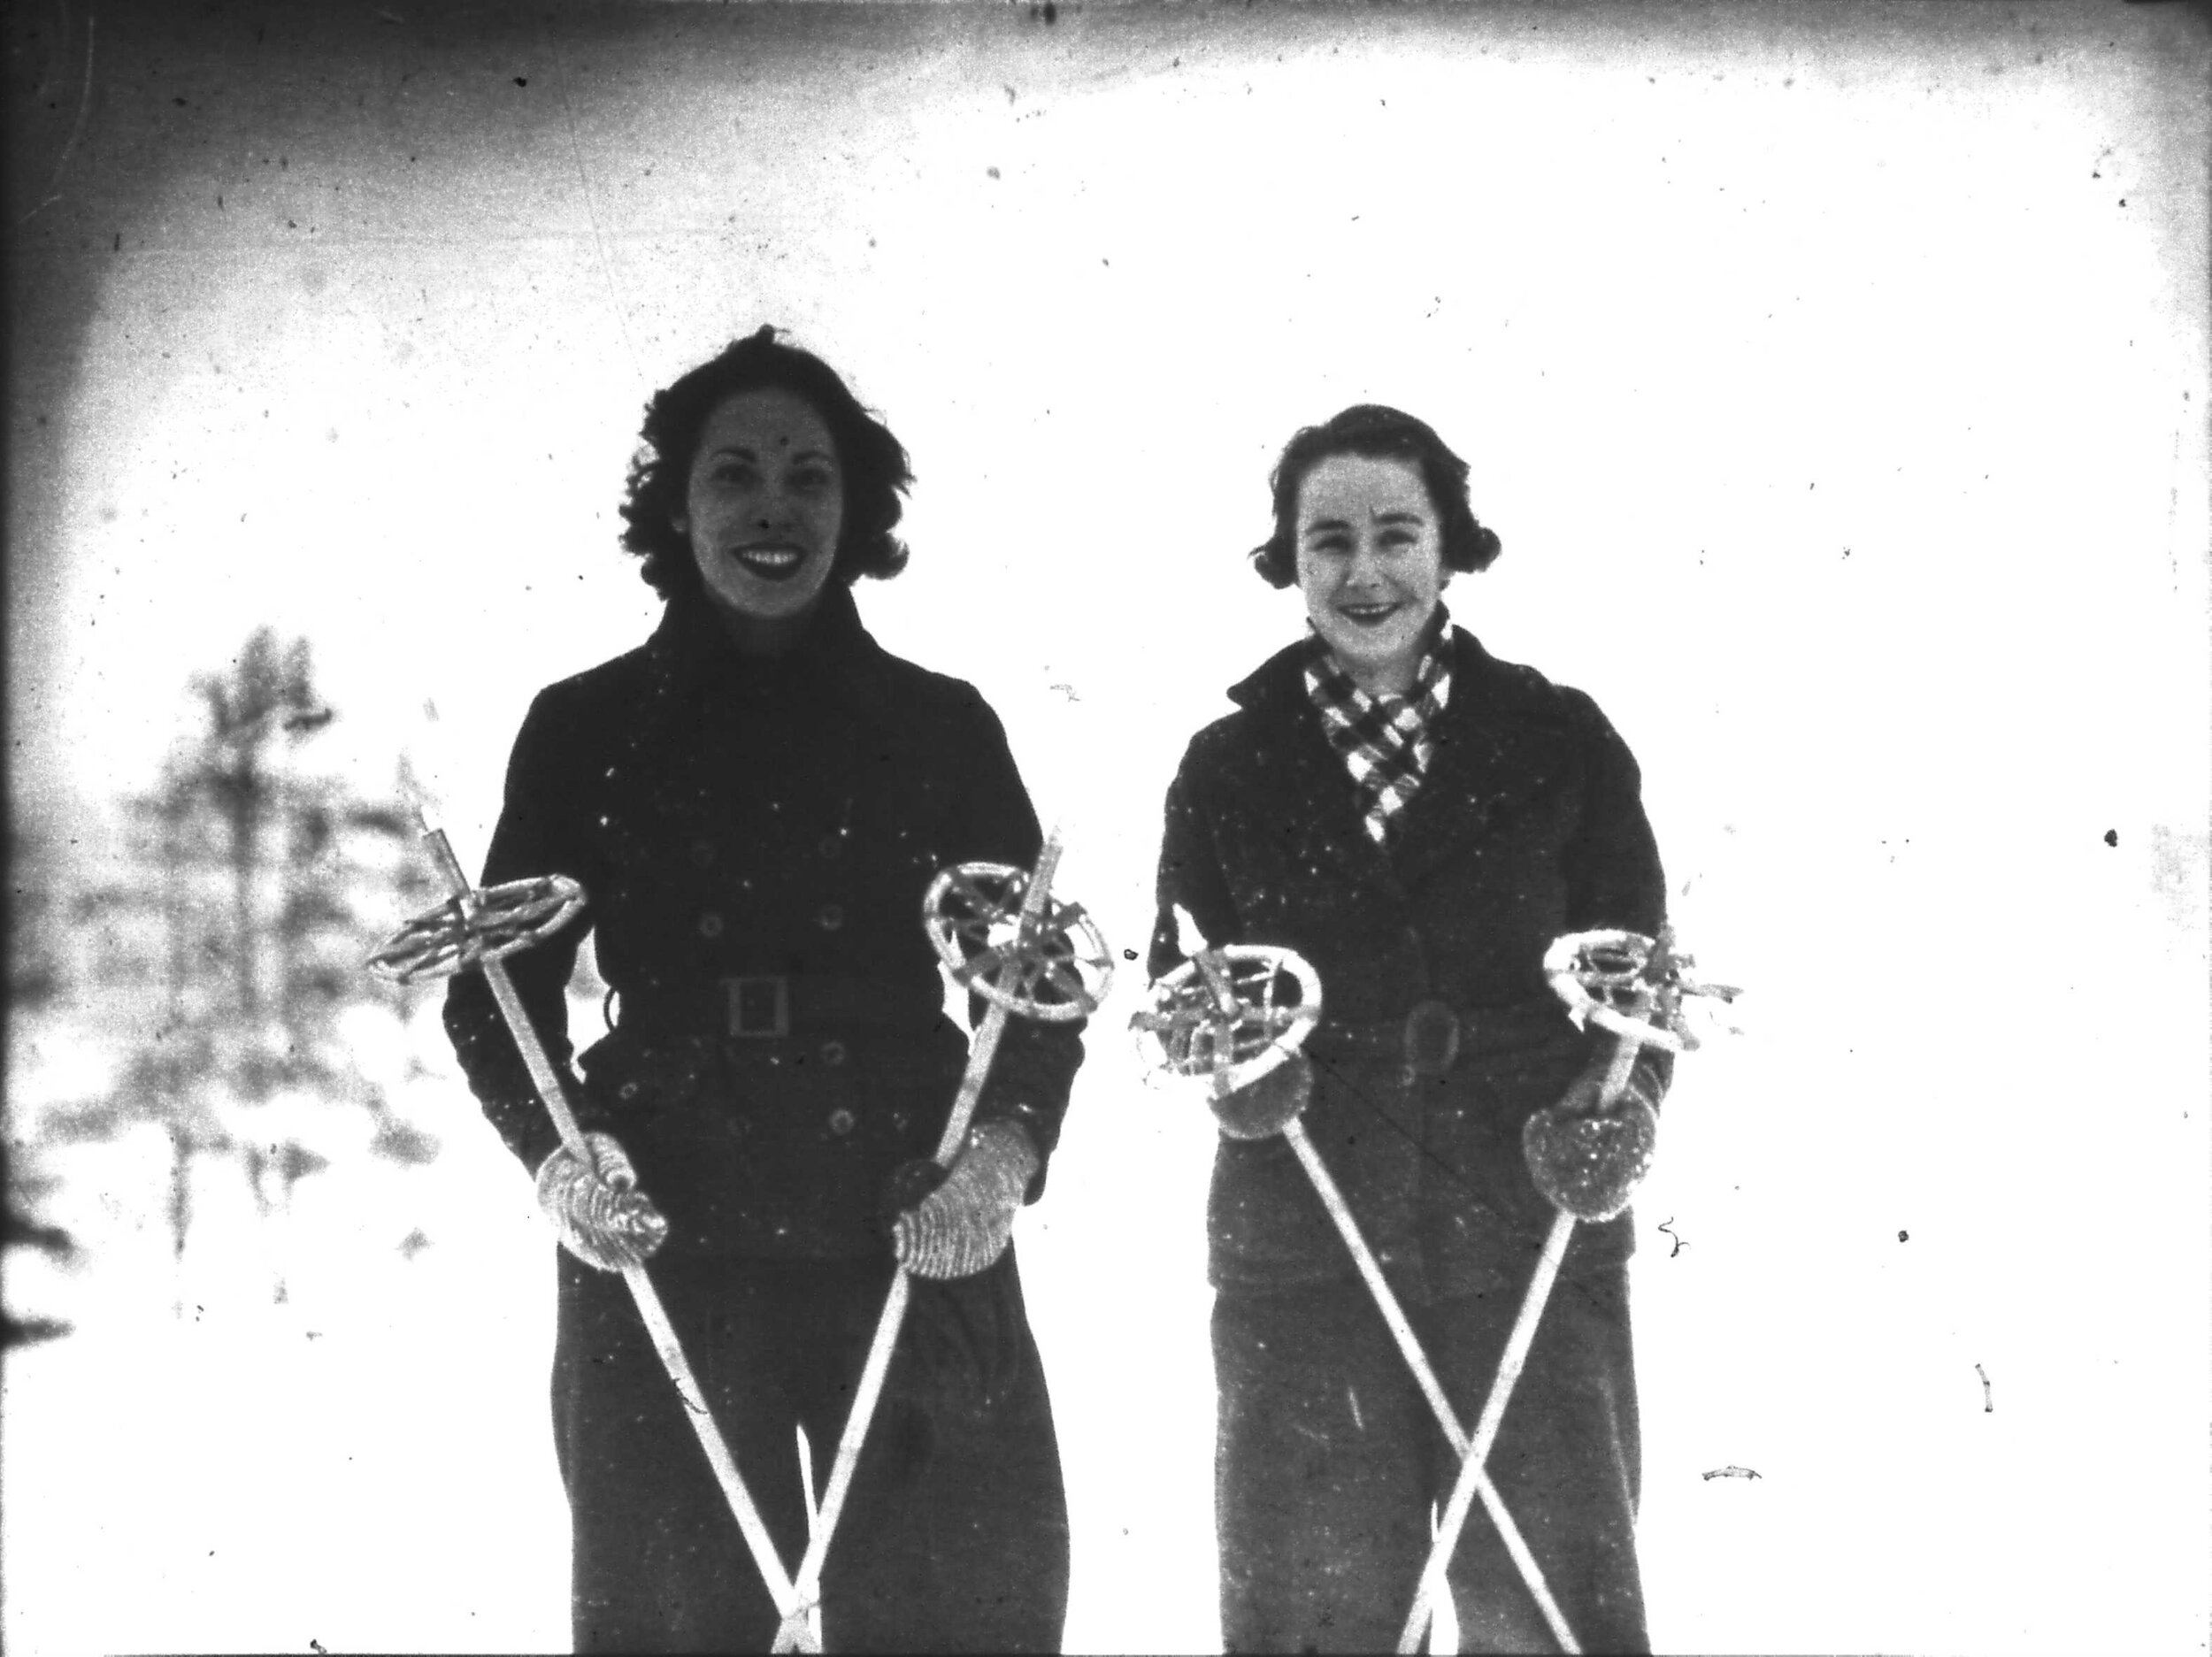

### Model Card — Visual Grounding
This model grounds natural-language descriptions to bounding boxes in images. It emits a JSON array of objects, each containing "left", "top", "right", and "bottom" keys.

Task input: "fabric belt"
[
  {"left": 615, "top": 975, "right": 946, "bottom": 1040},
  {"left": 1303, "top": 994, "right": 1575, "bottom": 1076}
]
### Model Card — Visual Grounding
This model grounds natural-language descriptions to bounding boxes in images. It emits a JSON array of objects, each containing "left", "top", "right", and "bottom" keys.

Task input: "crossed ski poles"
[
  {"left": 1133, "top": 942, "right": 1579, "bottom": 1652},
  {"left": 768, "top": 829, "right": 1111, "bottom": 1653},
  {"left": 367, "top": 822, "right": 808, "bottom": 1630},
  {"left": 1135, "top": 927, "right": 1736, "bottom": 1654},
  {"left": 373, "top": 823, "right": 1111, "bottom": 1654},
  {"left": 1394, "top": 926, "right": 1739, "bottom": 1655}
]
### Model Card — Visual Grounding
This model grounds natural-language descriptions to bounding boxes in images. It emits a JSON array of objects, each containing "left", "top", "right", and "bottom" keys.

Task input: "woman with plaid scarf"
[{"left": 1148, "top": 405, "right": 1669, "bottom": 1653}]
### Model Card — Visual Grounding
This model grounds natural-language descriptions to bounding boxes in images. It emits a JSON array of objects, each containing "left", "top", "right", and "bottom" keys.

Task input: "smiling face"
[
  {"left": 1294, "top": 452, "right": 1448, "bottom": 695},
  {"left": 675, "top": 387, "right": 845, "bottom": 625}
]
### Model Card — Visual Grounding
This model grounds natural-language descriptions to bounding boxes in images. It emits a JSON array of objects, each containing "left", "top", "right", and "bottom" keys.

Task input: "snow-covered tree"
[{"left": 35, "top": 628, "right": 443, "bottom": 1311}]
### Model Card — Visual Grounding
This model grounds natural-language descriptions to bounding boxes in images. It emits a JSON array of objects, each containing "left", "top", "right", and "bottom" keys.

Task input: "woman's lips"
[
  {"left": 1336, "top": 602, "right": 1401, "bottom": 627},
  {"left": 728, "top": 544, "right": 806, "bottom": 581}
]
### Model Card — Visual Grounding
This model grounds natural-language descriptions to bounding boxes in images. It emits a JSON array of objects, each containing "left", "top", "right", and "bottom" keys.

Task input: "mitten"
[
  {"left": 535, "top": 1132, "right": 668, "bottom": 1271},
  {"left": 1210, "top": 1053, "right": 1313, "bottom": 1140},
  {"left": 1521, "top": 1060, "right": 1663, "bottom": 1223},
  {"left": 891, "top": 1122, "right": 1038, "bottom": 1280}
]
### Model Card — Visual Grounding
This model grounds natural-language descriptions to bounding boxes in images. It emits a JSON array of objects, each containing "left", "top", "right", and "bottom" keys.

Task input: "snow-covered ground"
[{"left": 4, "top": 1002, "right": 570, "bottom": 1654}]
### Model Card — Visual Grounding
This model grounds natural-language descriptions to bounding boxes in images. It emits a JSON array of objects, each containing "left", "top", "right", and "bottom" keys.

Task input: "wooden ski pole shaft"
[
  {"left": 772, "top": 832, "right": 1066, "bottom": 1652},
  {"left": 1396, "top": 995, "right": 1653, "bottom": 1656},
  {"left": 417, "top": 829, "right": 802, "bottom": 1624},
  {"left": 1164, "top": 946, "right": 1577, "bottom": 1652},
  {"left": 1398, "top": 1207, "right": 1577, "bottom": 1654},
  {"left": 1280, "top": 1118, "right": 1580, "bottom": 1655},
  {"left": 795, "top": 1429, "right": 826, "bottom": 1653}
]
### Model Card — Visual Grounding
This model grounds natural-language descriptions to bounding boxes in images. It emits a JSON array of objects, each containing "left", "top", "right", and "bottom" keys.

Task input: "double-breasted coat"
[
  {"left": 1150, "top": 623, "right": 1667, "bottom": 1653},
  {"left": 444, "top": 582, "right": 1081, "bottom": 1652},
  {"left": 446, "top": 581, "right": 1081, "bottom": 1253}
]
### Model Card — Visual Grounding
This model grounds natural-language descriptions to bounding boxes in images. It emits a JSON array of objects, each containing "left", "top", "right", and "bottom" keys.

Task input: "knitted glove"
[
  {"left": 891, "top": 1122, "right": 1038, "bottom": 1280},
  {"left": 1210, "top": 1053, "right": 1313, "bottom": 1140},
  {"left": 534, "top": 1132, "right": 668, "bottom": 1272},
  {"left": 1521, "top": 1059, "right": 1663, "bottom": 1223}
]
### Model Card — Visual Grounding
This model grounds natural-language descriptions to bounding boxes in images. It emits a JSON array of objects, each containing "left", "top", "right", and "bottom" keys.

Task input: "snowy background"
[{"left": 7, "top": 2, "right": 2208, "bottom": 1653}]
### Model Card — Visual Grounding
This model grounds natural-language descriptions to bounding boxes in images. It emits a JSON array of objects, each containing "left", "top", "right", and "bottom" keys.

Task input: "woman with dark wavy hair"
[
  {"left": 446, "top": 326, "right": 1080, "bottom": 1652},
  {"left": 1150, "top": 403, "right": 1666, "bottom": 1653}
]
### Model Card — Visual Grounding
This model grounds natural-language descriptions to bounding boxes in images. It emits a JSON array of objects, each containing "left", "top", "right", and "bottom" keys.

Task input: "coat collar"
[
  {"left": 639, "top": 581, "right": 897, "bottom": 720},
  {"left": 1225, "top": 625, "right": 1575, "bottom": 891},
  {"left": 1225, "top": 624, "right": 1561, "bottom": 724},
  {"left": 1224, "top": 636, "right": 1395, "bottom": 889}
]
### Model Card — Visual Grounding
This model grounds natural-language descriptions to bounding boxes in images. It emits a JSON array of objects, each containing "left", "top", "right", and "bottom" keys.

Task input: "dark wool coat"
[
  {"left": 444, "top": 582, "right": 1084, "bottom": 1258},
  {"left": 1149, "top": 625, "right": 1668, "bottom": 1303}
]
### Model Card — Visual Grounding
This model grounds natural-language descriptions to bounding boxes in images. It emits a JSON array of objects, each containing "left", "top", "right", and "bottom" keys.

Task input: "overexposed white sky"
[{"left": 9, "top": 3, "right": 2209, "bottom": 1653}]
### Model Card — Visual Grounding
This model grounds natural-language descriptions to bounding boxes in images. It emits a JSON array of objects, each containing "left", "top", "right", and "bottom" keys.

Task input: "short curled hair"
[
  {"left": 618, "top": 326, "right": 914, "bottom": 599},
  {"left": 1250, "top": 403, "right": 1502, "bottom": 589}
]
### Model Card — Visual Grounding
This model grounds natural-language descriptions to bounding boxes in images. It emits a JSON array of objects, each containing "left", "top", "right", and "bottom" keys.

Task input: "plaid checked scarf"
[{"left": 1304, "top": 611, "right": 1455, "bottom": 848}]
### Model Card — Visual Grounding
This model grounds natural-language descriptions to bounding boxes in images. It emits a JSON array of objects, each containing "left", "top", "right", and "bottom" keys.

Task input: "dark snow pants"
[
  {"left": 551, "top": 1248, "right": 1067, "bottom": 1653},
  {"left": 1213, "top": 1270, "right": 1647, "bottom": 1655}
]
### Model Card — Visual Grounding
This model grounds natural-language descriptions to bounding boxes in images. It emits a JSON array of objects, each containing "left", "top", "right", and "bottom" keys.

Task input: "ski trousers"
[
  {"left": 1213, "top": 1268, "right": 1647, "bottom": 1654},
  {"left": 551, "top": 1247, "right": 1068, "bottom": 1653}
]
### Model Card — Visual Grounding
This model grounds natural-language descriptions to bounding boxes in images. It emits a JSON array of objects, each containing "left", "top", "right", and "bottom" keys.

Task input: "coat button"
[
  {"left": 697, "top": 910, "right": 726, "bottom": 939},
  {"left": 827, "top": 1107, "right": 856, "bottom": 1138},
  {"left": 689, "top": 840, "right": 716, "bottom": 868},
  {"left": 821, "top": 1040, "right": 848, "bottom": 1067},
  {"left": 618, "top": 1081, "right": 641, "bottom": 1102},
  {"left": 817, "top": 903, "right": 844, "bottom": 932}
]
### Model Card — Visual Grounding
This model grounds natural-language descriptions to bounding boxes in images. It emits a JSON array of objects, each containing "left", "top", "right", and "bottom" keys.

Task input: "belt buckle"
[
  {"left": 726, "top": 975, "right": 791, "bottom": 1039},
  {"left": 1402, "top": 999, "right": 1460, "bottom": 1078}
]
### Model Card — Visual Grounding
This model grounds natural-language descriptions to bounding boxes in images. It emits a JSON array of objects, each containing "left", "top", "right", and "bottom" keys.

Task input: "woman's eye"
[
  {"left": 792, "top": 468, "right": 835, "bottom": 494},
  {"left": 712, "top": 464, "right": 756, "bottom": 487}
]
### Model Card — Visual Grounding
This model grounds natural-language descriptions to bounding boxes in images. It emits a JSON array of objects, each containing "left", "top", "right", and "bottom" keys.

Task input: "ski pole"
[
  {"left": 1138, "top": 945, "right": 1575, "bottom": 1652},
  {"left": 1398, "top": 928, "right": 1735, "bottom": 1654},
  {"left": 1395, "top": 1206, "right": 1578, "bottom": 1654},
  {"left": 369, "top": 825, "right": 803, "bottom": 1627},
  {"left": 770, "top": 830, "right": 1111, "bottom": 1653},
  {"left": 1281, "top": 1107, "right": 1579, "bottom": 1653},
  {"left": 795, "top": 1426, "right": 826, "bottom": 1653}
]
